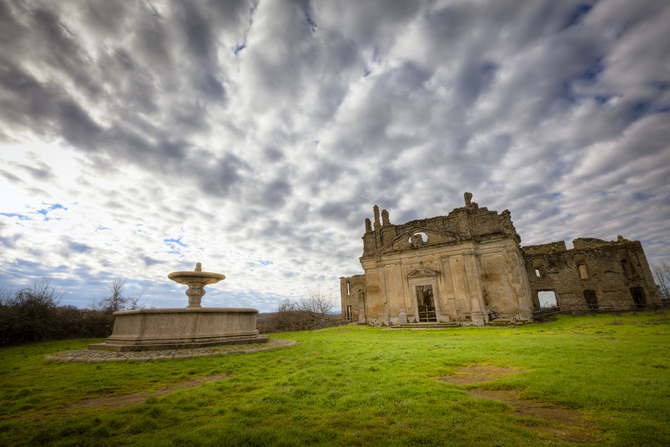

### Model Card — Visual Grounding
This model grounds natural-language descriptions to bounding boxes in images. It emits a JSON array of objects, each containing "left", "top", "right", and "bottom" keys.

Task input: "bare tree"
[
  {"left": 653, "top": 261, "right": 670, "bottom": 301},
  {"left": 266, "top": 289, "right": 336, "bottom": 332},
  {"left": 299, "top": 289, "right": 335, "bottom": 318},
  {"left": 91, "top": 279, "right": 147, "bottom": 314}
]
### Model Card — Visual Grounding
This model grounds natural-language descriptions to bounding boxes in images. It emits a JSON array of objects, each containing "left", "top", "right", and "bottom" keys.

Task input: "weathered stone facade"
[
  {"left": 340, "top": 193, "right": 534, "bottom": 326},
  {"left": 340, "top": 193, "right": 661, "bottom": 325},
  {"left": 524, "top": 236, "right": 661, "bottom": 311}
]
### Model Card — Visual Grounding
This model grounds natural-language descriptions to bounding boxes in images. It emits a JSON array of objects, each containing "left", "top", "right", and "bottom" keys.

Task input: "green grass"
[{"left": 1, "top": 313, "right": 669, "bottom": 446}]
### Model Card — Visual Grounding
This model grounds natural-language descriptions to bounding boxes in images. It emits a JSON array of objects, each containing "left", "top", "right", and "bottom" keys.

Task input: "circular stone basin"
[
  {"left": 167, "top": 271, "right": 225, "bottom": 285},
  {"left": 88, "top": 307, "right": 268, "bottom": 352}
]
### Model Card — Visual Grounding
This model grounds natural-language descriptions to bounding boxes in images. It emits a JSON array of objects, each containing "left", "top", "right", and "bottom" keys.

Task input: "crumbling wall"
[
  {"left": 357, "top": 193, "right": 532, "bottom": 326},
  {"left": 523, "top": 236, "right": 661, "bottom": 311},
  {"left": 339, "top": 275, "right": 366, "bottom": 321},
  {"left": 361, "top": 194, "right": 520, "bottom": 259},
  {"left": 522, "top": 241, "right": 567, "bottom": 255}
]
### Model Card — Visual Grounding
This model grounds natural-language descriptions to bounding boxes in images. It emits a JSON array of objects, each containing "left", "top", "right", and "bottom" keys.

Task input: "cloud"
[{"left": 0, "top": 0, "right": 668, "bottom": 311}]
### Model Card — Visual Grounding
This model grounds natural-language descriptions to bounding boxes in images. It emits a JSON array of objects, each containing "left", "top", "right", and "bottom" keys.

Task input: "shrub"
[
  {"left": 265, "top": 290, "right": 340, "bottom": 333},
  {"left": 0, "top": 278, "right": 64, "bottom": 345},
  {"left": 0, "top": 278, "right": 116, "bottom": 346}
]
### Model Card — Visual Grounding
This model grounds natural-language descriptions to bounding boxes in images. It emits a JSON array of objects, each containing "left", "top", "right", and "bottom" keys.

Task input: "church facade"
[{"left": 340, "top": 193, "right": 661, "bottom": 326}]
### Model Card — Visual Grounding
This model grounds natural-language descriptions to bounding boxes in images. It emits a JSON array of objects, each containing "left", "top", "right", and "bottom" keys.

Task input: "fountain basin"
[
  {"left": 89, "top": 307, "right": 268, "bottom": 352},
  {"left": 167, "top": 271, "right": 225, "bottom": 285}
]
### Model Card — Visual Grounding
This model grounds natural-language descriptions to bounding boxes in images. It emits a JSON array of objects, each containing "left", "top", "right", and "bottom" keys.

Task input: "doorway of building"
[
  {"left": 583, "top": 290, "right": 598, "bottom": 310},
  {"left": 630, "top": 287, "right": 646, "bottom": 308},
  {"left": 415, "top": 285, "right": 437, "bottom": 322}
]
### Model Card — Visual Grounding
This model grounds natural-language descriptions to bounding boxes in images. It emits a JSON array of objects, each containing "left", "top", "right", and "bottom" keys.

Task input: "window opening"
[
  {"left": 347, "top": 305, "right": 352, "bottom": 321},
  {"left": 346, "top": 282, "right": 350, "bottom": 296},
  {"left": 409, "top": 232, "right": 428, "bottom": 248},
  {"left": 535, "top": 268, "right": 541, "bottom": 277},
  {"left": 630, "top": 287, "right": 646, "bottom": 308},
  {"left": 538, "top": 291, "right": 557, "bottom": 309},
  {"left": 578, "top": 264, "right": 589, "bottom": 279},
  {"left": 415, "top": 285, "right": 437, "bottom": 322},
  {"left": 583, "top": 290, "right": 598, "bottom": 310}
]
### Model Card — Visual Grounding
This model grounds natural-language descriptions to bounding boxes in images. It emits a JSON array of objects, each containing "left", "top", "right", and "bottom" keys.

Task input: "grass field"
[{"left": 1, "top": 313, "right": 669, "bottom": 446}]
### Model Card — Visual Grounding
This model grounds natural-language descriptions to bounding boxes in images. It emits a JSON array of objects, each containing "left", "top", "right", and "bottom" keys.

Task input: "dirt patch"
[
  {"left": 439, "top": 365, "right": 598, "bottom": 443},
  {"left": 466, "top": 389, "right": 598, "bottom": 444},
  {"left": 439, "top": 365, "right": 526, "bottom": 385},
  {"left": 66, "top": 374, "right": 230, "bottom": 410}
]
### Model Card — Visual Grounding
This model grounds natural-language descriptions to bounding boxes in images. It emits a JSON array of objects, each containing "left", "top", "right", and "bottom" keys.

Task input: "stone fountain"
[{"left": 89, "top": 263, "right": 268, "bottom": 351}]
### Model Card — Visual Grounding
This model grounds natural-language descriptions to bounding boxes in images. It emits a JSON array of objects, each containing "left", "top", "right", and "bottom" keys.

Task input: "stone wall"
[
  {"left": 339, "top": 275, "right": 366, "bottom": 322},
  {"left": 523, "top": 236, "right": 661, "bottom": 311}
]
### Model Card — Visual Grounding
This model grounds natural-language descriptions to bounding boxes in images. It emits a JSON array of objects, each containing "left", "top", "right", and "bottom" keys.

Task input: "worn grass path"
[{"left": 1, "top": 313, "right": 669, "bottom": 446}]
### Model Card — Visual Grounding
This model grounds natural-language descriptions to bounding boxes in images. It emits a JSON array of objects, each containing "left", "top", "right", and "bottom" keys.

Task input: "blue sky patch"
[
  {"left": 1, "top": 213, "right": 32, "bottom": 220},
  {"left": 164, "top": 237, "right": 187, "bottom": 247},
  {"left": 562, "top": 2, "right": 595, "bottom": 30}
]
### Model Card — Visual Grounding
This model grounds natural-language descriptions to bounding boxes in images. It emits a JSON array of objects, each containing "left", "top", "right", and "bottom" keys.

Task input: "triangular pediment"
[
  {"left": 379, "top": 226, "right": 464, "bottom": 254},
  {"left": 407, "top": 267, "right": 441, "bottom": 278}
]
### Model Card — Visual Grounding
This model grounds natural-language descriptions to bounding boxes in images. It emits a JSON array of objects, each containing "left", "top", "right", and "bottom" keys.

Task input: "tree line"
[
  {"left": 0, "top": 278, "right": 146, "bottom": 347},
  {"left": 259, "top": 289, "right": 341, "bottom": 333}
]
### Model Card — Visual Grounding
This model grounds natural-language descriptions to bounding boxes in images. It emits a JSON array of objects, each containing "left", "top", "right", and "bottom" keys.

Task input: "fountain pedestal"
[{"left": 89, "top": 264, "right": 269, "bottom": 352}]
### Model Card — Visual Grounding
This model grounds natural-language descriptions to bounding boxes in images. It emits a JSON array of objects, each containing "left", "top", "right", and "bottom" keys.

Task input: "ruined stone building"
[
  {"left": 340, "top": 193, "right": 661, "bottom": 326},
  {"left": 524, "top": 236, "right": 659, "bottom": 311}
]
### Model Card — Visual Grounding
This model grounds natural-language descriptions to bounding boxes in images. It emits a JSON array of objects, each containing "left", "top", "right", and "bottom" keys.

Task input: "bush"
[
  {"left": 0, "top": 278, "right": 115, "bottom": 346},
  {"left": 0, "top": 278, "right": 64, "bottom": 345},
  {"left": 265, "top": 290, "right": 339, "bottom": 333}
]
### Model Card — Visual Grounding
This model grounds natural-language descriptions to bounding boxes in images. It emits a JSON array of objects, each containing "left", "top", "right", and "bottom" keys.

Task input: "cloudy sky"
[{"left": 1, "top": 0, "right": 669, "bottom": 311}]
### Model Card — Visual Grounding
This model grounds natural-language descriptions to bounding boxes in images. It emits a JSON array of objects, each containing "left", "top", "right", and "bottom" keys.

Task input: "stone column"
[
  {"left": 358, "top": 288, "right": 367, "bottom": 323},
  {"left": 463, "top": 250, "right": 488, "bottom": 326},
  {"left": 506, "top": 246, "right": 534, "bottom": 320}
]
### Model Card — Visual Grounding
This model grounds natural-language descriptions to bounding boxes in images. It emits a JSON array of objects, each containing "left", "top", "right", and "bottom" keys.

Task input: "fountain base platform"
[{"left": 89, "top": 308, "right": 268, "bottom": 352}]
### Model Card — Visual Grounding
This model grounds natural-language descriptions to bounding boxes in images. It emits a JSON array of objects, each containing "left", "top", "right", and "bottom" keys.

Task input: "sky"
[{"left": 1, "top": 0, "right": 669, "bottom": 312}]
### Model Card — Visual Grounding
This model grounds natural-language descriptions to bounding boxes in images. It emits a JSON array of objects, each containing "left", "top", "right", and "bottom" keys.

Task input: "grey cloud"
[
  {"left": 83, "top": 1, "right": 133, "bottom": 37},
  {"left": 0, "top": 234, "right": 21, "bottom": 249},
  {"left": 263, "top": 147, "right": 284, "bottom": 162},
  {"left": 455, "top": 61, "right": 498, "bottom": 107},
  {"left": 317, "top": 201, "right": 351, "bottom": 222},
  {"left": 57, "top": 99, "right": 103, "bottom": 148},
  {"left": 0, "top": 169, "right": 22, "bottom": 183},
  {"left": 0, "top": 65, "right": 58, "bottom": 130},
  {"left": 143, "top": 256, "right": 165, "bottom": 267},
  {"left": 66, "top": 240, "right": 92, "bottom": 254},
  {"left": 11, "top": 160, "right": 55, "bottom": 181},
  {"left": 198, "top": 153, "right": 250, "bottom": 196},
  {"left": 260, "top": 179, "right": 292, "bottom": 209},
  {"left": 31, "top": 8, "right": 100, "bottom": 97}
]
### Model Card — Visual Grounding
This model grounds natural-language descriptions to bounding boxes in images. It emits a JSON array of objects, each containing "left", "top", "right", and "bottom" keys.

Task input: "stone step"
[{"left": 394, "top": 322, "right": 461, "bottom": 328}]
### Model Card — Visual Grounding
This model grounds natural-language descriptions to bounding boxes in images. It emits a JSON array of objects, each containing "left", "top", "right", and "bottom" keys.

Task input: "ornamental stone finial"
[{"left": 464, "top": 192, "right": 473, "bottom": 207}]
